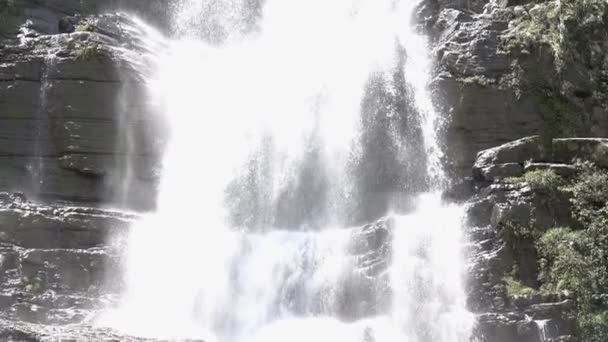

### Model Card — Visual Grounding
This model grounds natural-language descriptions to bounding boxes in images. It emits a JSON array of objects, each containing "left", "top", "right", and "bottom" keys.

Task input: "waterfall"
[
  {"left": 30, "top": 50, "right": 56, "bottom": 199},
  {"left": 536, "top": 319, "right": 550, "bottom": 342},
  {"left": 102, "top": 0, "right": 474, "bottom": 341}
]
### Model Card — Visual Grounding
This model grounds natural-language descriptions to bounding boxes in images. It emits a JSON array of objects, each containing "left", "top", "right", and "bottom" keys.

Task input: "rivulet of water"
[{"left": 101, "top": 1, "right": 474, "bottom": 341}]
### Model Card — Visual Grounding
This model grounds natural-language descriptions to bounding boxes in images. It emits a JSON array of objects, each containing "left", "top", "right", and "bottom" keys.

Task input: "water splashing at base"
[{"left": 101, "top": 0, "right": 474, "bottom": 340}]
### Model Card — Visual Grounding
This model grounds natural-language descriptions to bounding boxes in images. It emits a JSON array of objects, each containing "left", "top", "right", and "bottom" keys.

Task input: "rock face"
[
  {"left": 0, "top": 0, "right": 174, "bottom": 38},
  {"left": 473, "top": 136, "right": 608, "bottom": 181},
  {"left": 0, "top": 192, "right": 135, "bottom": 326},
  {"left": 0, "top": 318, "right": 188, "bottom": 342},
  {"left": 421, "top": 0, "right": 608, "bottom": 176},
  {"left": 0, "top": 12, "right": 164, "bottom": 210},
  {"left": 465, "top": 137, "right": 608, "bottom": 342}
]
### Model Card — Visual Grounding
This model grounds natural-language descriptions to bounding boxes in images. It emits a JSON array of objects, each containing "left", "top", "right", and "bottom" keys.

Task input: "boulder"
[{"left": 473, "top": 136, "right": 544, "bottom": 180}]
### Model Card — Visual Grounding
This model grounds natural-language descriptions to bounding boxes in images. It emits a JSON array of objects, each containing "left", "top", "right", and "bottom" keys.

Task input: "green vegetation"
[
  {"left": 507, "top": 163, "right": 608, "bottom": 340},
  {"left": 500, "top": 0, "right": 607, "bottom": 140},
  {"left": 457, "top": 75, "right": 494, "bottom": 87},
  {"left": 0, "top": 0, "right": 24, "bottom": 33},
  {"left": 578, "top": 312, "right": 608, "bottom": 342},
  {"left": 504, "top": 275, "right": 538, "bottom": 297},
  {"left": 503, "top": 0, "right": 608, "bottom": 72},
  {"left": 506, "top": 169, "right": 564, "bottom": 192},
  {"left": 72, "top": 41, "right": 99, "bottom": 60},
  {"left": 75, "top": 20, "right": 94, "bottom": 32},
  {"left": 564, "top": 161, "right": 608, "bottom": 227},
  {"left": 537, "top": 227, "right": 593, "bottom": 295},
  {"left": 22, "top": 276, "right": 42, "bottom": 294}
]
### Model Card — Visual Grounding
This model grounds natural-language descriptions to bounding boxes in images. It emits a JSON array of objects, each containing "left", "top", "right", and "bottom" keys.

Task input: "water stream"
[{"left": 103, "top": 0, "right": 474, "bottom": 340}]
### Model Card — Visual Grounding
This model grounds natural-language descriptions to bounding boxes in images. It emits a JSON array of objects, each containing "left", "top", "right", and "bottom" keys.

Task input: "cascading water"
[{"left": 103, "top": 0, "right": 474, "bottom": 341}]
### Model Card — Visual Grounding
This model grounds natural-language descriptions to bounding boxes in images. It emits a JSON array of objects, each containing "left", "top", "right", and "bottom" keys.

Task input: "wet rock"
[
  {"left": 0, "top": 13, "right": 163, "bottom": 210},
  {"left": 0, "top": 195, "right": 135, "bottom": 326},
  {"left": 474, "top": 313, "right": 520, "bottom": 342},
  {"left": 339, "top": 219, "right": 393, "bottom": 321},
  {"left": 58, "top": 16, "right": 79, "bottom": 34},
  {"left": 0, "top": 198, "right": 135, "bottom": 249},
  {"left": 0, "top": 318, "right": 177, "bottom": 342}
]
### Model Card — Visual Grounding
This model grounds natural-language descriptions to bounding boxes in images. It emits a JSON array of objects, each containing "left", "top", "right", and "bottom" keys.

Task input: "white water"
[
  {"left": 103, "top": 0, "right": 473, "bottom": 341},
  {"left": 536, "top": 319, "right": 550, "bottom": 342}
]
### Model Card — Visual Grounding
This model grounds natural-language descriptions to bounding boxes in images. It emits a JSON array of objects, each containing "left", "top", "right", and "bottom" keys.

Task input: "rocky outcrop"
[
  {"left": 0, "top": 192, "right": 135, "bottom": 326},
  {"left": 0, "top": 0, "right": 173, "bottom": 39},
  {"left": 472, "top": 136, "right": 608, "bottom": 181},
  {"left": 421, "top": 0, "right": 608, "bottom": 176},
  {"left": 0, "top": 13, "right": 163, "bottom": 210},
  {"left": 0, "top": 318, "right": 184, "bottom": 342},
  {"left": 465, "top": 137, "right": 608, "bottom": 342}
]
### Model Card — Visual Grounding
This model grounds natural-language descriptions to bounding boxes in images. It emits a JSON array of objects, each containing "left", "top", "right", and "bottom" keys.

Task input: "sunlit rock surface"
[
  {"left": 0, "top": 13, "right": 163, "bottom": 210},
  {"left": 421, "top": 0, "right": 608, "bottom": 176},
  {"left": 0, "top": 193, "right": 134, "bottom": 326}
]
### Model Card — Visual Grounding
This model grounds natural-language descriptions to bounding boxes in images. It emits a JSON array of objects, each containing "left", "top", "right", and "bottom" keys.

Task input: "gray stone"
[
  {"left": 473, "top": 136, "right": 544, "bottom": 178},
  {"left": 552, "top": 138, "right": 608, "bottom": 167},
  {"left": 0, "top": 14, "right": 163, "bottom": 210},
  {"left": 0, "top": 318, "right": 176, "bottom": 342},
  {"left": 478, "top": 162, "right": 524, "bottom": 181}
]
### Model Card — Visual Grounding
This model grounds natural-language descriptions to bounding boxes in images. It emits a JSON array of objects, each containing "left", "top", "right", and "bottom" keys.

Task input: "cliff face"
[
  {"left": 422, "top": 0, "right": 608, "bottom": 176},
  {"left": 1, "top": 4, "right": 164, "bottom": 210}
]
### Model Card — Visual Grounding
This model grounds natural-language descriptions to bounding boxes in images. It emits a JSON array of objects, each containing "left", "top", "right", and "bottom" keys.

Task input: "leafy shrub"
[
  {"left": 458, "top": 75, "right": 494, "bottom": 87},
  {"left": 504, "top": 276, "right": 538, "bottom": 297},
  {"left": 563, "top": 162, "right": 608, "bottom": 225},
  {"left": 537, "top": 227, "right": 594, "bottom": 302},
  {"left": 534, "top": 163, "right": 608, "bottom": 339},
  {"left": 75, "top": 21, "right": 94, "bottom": 32},
  {"left": 578, "top": 312, "right": 608, "bottom": 342},
  {"left": 503, "top": 0, "right": 608, "bottom": 72},
  {"left": 506, "top": 169, "right": 564, "bottom": 193},
  {"left": 525, "top": 169, "right": 564, "bottom": 191}
]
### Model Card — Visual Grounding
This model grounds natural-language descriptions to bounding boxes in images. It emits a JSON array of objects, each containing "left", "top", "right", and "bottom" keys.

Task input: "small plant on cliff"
[
  {"left": 506, "top": 169, "right": 564, "bottom": 193},
  {"left": 524, "top": 169, "right": 564, "bottom": 191},
  {"left": 22, "top": 276, "right": 43, "bottom": 294},
  {"left": 503, "top": 0, "right": 608, "bottom": 72},
  {"left": 75, "top": 20, "right": 94, "bottom": 32},
  {"left": 458, "top": 75, "right": 494, "bottom": 87},
  {"left": 72, "top": 42, "right": 99, "bottom": 60},
  {"left": 504, "top": 276, "right": 538, "bottom": 297}
]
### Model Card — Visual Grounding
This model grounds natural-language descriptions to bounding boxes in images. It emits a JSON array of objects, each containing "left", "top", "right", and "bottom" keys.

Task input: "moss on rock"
[{"left": 0, "top": 0, "right": 24, "bottom": 34}]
